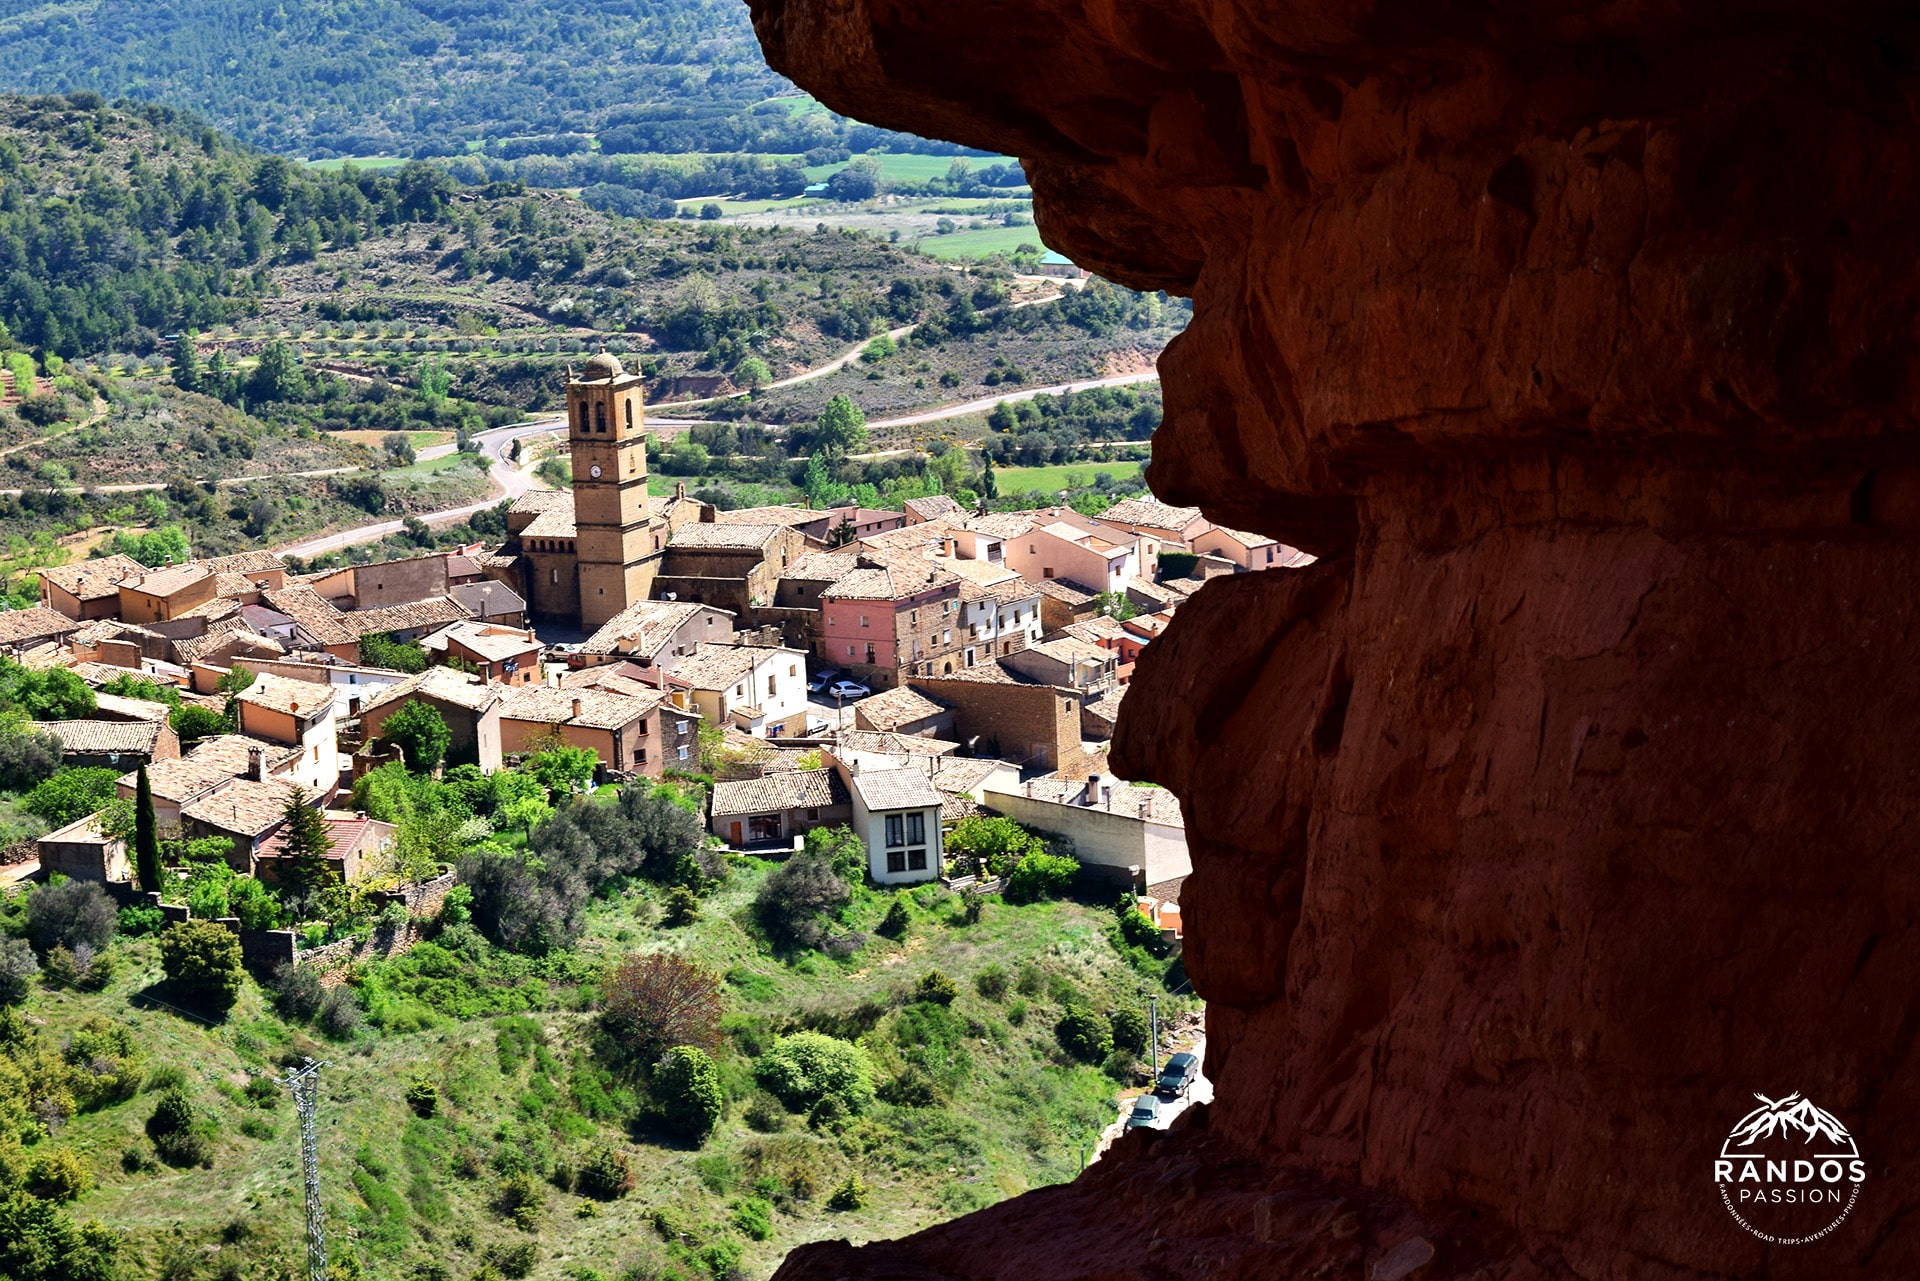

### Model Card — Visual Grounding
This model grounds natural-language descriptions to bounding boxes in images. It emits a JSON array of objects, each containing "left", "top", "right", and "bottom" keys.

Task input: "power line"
[{"left": 280, "top": 1056, "right": 329, "bottom": 1281}]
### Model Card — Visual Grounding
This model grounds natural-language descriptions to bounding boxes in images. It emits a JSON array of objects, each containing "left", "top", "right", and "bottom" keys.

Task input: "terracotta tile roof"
[
  {"left": 361, "top": 666, "right": 501, "bottom": 715},
  {"left": 90, "top": 692, "right": 174, "bottom": 723},
  {"left": 904, "top": 495, "right": 966, "bottom": 522},
  {"left": 1082, "top": 687, "right": 1128, "bottom": 726},
  {"left": 821, "top": 562, "right": 959, "bottom": 602},
  {"left": 237, "top": 672, "right": 338, "bottom": 718},
  {"left": 510, "top": 489, "right": 570, "bottom": 515},
  {"left": 932, "top": 555, "right": 1019, "bottom": 587},
  {"left": 711, "top": 768, "right": 849, "bottom": 816},
  {"left": 174, "top": 625, "right": 282, "bottom": 668},
  {"left": 1062, "top": 616, "right": 1128, "bottom": 643},
  {"left": 857, "top": 524, "right": 954, "bottom": 555},
  {"left": 836, "top": 730, "right": 958, "bottom": 757},
  {"left": 434, "top": 621, "right": 539, "bottom": 663},
  {"left": 930, "top": 756, "right": 1003, "bottom": 794},
  {"left": 182, "top": 734, "right": 301, "bottom": 776},
  {"left": 498, "top": 684, "right": 658, "bottom": 732},
  {"left": 663, "top": 644, "right": 795, "bottom": 692},
  {"left": 174, "top": 595, "right": 243, "bottom": 622},
  {"left": 346, "top": 596, "right": 473, "bottom": 637},
  {"left": 38, "top": 554, "right": 145, "bottom": 602},
  {"left": 848, "top": 766, "right": 943, "bottom": 812},
  {"left": 262, "top": 586, "right": 358, "bottom": 647},
  {"left": 70, "top": 619, "right": 144, "bottom": 646},
  {"left": 991, "top": 578, "right": 1041, "bottom": 604},
  {"left": 913, "top": 660, "right": 1022, "bottom": 685},
  {"left": 1095, "top": 498, "right": 1203, "bottom": 531},
  {"left": 1031, "top": 577, "right": 1101, "bottom": 605},
  {"left": 257, "top": 815, "right": 395, "bottom": 861},
  {"left": 471, "top": 549, "right": 521, "bottom": 569},
  {"left": 996, "top": 775, "right": 1185, "bottom": 828},
  {"left": 711, "top": 505, "right": 822, "bottom": 528},
  {"left": 782, "top": 551, "right": 862, "bottom": 583},
  {"left": 1029, "top": 637, "right": 1113, "bottom": 666},
  {"left": 214, "top": 572, "right": 267, "bottom": 598},
  {"left": 1124, "top": 577, "right": 1179, "bottom": 608},
  {"left": 1206, "top": 524, "right": 1278, "bottom": 549},
  {"left": 670, "top": 523, "right": 778, "bottom": 550},
  {"left": 182, "top": 777, "right": 301, "bottom": 837},
  {"left": 449, "top": 580, "right": 526, "bottom": 619},
  {"left": 33, "top": 718, "right": 163, "bottom": 756},
  {"left": 0, "top": 607, "right": 81, "bottom": 645},
  {"left": 580, "top": 600, "right": 712, "bottom": 658},
  {"left": 194, "top": 551, "right": 287, "bottom": 575},
  {"left": 521, "top": 504, "right": 578, "bottom": 539},
  {"left": 960, "top": 512, "right": 1039, "bottom": 539},
  {"left": 853, "top": 685, "right": 949, "bottom": 731},
  {"left": 118, "top": 565, "right": 213, "bottom": 598},
  {"left": 130, "top": 756, "right": 244, "bottom": 804}
]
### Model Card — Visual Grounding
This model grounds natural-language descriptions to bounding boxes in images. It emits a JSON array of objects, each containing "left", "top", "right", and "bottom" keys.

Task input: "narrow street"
[{"left": 1088, "top": 1033, "right": 1210, "bottom": 1167}]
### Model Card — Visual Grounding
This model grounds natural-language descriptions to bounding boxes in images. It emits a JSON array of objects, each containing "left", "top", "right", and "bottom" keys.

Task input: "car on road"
[
  {"left": 1123, "top": 1096, "right": 1162, "bottom": 1131},
  {"left": 1155, "top": 1052, "right": 1198, "bottom": 1098},
  {"left": 807, "top": 668, "right": 839, "bottom": 694},
  {"left": 827, "top": 679, "right": 871, "bottom": 701}
]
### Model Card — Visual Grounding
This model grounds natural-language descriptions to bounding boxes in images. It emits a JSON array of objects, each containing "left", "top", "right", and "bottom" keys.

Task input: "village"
[{"left": 1, "top": 353, "right": 1310, "bottom": 962}]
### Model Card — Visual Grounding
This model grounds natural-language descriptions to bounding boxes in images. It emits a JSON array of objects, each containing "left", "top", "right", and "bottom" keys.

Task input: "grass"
[
  {"left": 382, "top": 451, "right": 483, "bottom": 480},
  {"left": 303, "top": 155, "right": 411, "bottom": 171},
  {"left": 993, "top": 461, "right": 1146, "bottom": 494},
  {"left": 916, "top": 225, "right": 1045, "bottom": 260},
  {"left": 803, "top": 153, "right": 1020, "bottom": 184},
  {"left": 2, "top": 859, "right": 1190, "bottom": 1280},
  {"left": 673, "top": 196, "right": 818, "bottom": 216},
  {"left": 335, "top": 429, "right": 454, "bottom": 450}
]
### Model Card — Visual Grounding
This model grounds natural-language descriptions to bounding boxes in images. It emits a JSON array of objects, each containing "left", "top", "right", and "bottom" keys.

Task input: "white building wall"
[
  {"left": 982, "top": 788, "right": 1190, "bottom": 886},
  {"left": 850, "top": 792, "right": 943, "bottom": 886}
]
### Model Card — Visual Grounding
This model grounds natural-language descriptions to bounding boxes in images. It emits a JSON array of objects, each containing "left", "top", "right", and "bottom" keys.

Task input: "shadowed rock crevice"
[{"left": 751, "top": 2, "right": 1920, "bottom": 1277}]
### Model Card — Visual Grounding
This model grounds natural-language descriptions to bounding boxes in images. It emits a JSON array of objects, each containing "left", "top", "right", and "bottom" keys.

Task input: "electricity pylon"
[{"left": 280, "top": 1057, "right": 328, "bottom": 1281}]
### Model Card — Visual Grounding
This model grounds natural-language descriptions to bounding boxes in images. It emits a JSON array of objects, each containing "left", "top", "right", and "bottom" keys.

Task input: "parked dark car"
[
  {"left": 807, "top": 668, "right": 838, "bottom": 694},
  {"left": 1155, "top": 1051, "right": 1198, "bottom": 1098},
  {"left": 1123, "top": 1095, "right": 1161, "bottom": 1131}
]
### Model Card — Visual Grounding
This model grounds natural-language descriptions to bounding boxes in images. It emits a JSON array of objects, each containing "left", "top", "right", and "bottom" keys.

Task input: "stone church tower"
[{"left": 568, "top": 351, "right": 660, "bottom": 628}]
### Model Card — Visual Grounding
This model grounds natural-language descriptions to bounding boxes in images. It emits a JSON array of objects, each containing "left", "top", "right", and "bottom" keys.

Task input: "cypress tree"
[{"left": 134, "top": 764, "right": 161, "bottom": 894}]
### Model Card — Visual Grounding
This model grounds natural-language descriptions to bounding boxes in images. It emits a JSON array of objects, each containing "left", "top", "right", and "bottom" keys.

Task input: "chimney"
[
  {"left": 249, "top": 746, "right": 266, "bottom": 782},
  {"left": 850, "top": 758, "right": 860, "bottom": 775},
  {"left": 571, "top": 697, "right": 583, "bottom": 720},
  {"left": 675, "top": 482, "right": 686, "bottom": 501},
  {"left": 1083, "top": 772, "right": 1104, "bottom": 806}
]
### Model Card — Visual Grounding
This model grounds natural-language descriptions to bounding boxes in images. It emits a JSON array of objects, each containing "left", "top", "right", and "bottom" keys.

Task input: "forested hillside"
[{"left": 0, "top": 0, "right": 802, "bottom": 159}]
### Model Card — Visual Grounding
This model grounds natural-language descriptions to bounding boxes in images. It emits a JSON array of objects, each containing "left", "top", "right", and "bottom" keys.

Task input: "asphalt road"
[
  {"left": 865, "top": 369, "right": 1160, "bottom": 432},
  {"left": 1090, "top": 1034, "right": 1211, "bottom": 1165}
]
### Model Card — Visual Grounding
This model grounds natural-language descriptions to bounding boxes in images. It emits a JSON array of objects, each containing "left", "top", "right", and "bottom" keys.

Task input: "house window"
[
  {"left": 1044, "top": 567, "right": 1055, "bottom": 578},
  {"left": 885, "top": 814, "right": 904, "bottom": 846},
  {"left": 551, "top": 568, "right": 558, "bottom": 584},
  {"left": 736, "top": 684, "right": 746, "bottom": 697},
  {"left": 678, "top": 745, "right": 689, "bottom": 760},
  {"left": 626, "top": 401, "right": 635, "bottom": 430},
  {"left": 805, "top": 807, "right": 819, "bottom": 820},
  {"left": 906, "top": 812, "right": 924, "bottom": 844},
  {"left": 907, "top": 849, "right": 927, "bottom": 871},
  {"left": 865, "top": 644, "right": 876, "bottom": 663},
  {"left": 887, "top": 850, "right": 906, "bottom": 873},
  {"left": 848, "top": 645, "right": 856, "bottom": 656},
  {"left": 767, "top": 676, "right": 776, "bottom": 698},
  {"left": 860, "top": 615, "right": 869, "bottom": 628},
  {"left": 966, "top": 648, "right": 975, "bottom": 666},
  {"left": 638, "top": 748, "right": 647, "bottom": 763},
  {"left": 941, "top": 630, "right": 950, "bottom": 644}
]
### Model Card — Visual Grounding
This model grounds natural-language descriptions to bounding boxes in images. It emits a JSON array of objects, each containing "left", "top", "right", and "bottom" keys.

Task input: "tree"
[
  {"left": 1110, "top": 1006, "right": 1149, "bottom": 1056},
  {"left": 146, "top": 1084, "right": 212, "bottom": 1166},
  {"left": 24, "top": 880, "right": 115, "bottom": 956},
  {"left": 134, "top": 764, "right": 161, "bottom": 894},
  {"left": 157, "top": 920, "right": 245, "bottom": 1013},
  {"left": 0, "top": 1190, "right": 122, "bottom": 1281},
  {"left": 169, "top": 704, "right": 228, "bottom": 748},
  {"left": 417, "top": 356, "right": 452, "bottom": 408},
  {"left": 753, "top": 850, "right": 851, "bottom": 952},
  {"left": 656, "top": 1046, "right": 724, "bottom": 1143},
  {"left": 247, "top": 338, "right": 306, "bottom": 402},
  {"left": 699, "top": 201, "right": 724, "bottom": 220},
  {"left": 383, "top": 431, "right": 417, "bottom": 466},
  {"left": 754, "top": 1032, "right": 876, "bottom": 1117},
  {"left": 1055, "top": 1005, "right": 1113, "bottom": 1063},
  {"left": 824, "top": 156, "right": 881, "bottom": 202},
  {"left": 527, "top": 744, "right": 596, "bottom": 797},
  {"left": 877, "top": 895, "right": 910, "bottom": 939},
  {"left": 0, "top": 660, "right": 96, "bottom": 718},
  {"left": 0, "top": 718, "right": 62, "bottom": 791},
  {"left": 577, "top": 1145, "right": 634, "bottom": 1197},
  {"left": 913, "top": 970, "right": 957, "bottom": 1005},
  {"left": 169, "top": 330, "right": 201, "bottom": 392},
  {"left": 811, "top": 394, "right": 868, "bottom": 458},
  {"left": 0, "top": 938, "right": 39, "bottom": 1005},
  {"left": 22, "top": 767, "right": 120, "bottom": 827},
  {"left": 602, "top": 952, "right": 726, "bottom": 1059},
  {"left": 735, "top": 356, "right": 771, "bottom": 389},
  {"left": 945, "top": 815, "right": 1043, "bottom": 876},
  {"left": 359, "top": 631, "right": 427, "bottom": 674},
  {"left": 276, "top": 787, "right": 336, "bottom": 916},
  {"left": 1004, "top": 850, "right": 1080, "bottom": 904},
  {"left": 377, "top": 699, "right": 451, "bottom": 771}
]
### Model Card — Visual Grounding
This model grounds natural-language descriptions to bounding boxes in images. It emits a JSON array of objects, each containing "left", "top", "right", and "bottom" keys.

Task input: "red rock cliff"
[{"left": 750, "top": 2, "right": 1920, "bottom": 1276}]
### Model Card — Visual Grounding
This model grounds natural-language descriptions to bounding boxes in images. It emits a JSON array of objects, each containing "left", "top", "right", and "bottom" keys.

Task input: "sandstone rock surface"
[{"left": 752, "top": 1, "right": 1920, "bottom": 1276}]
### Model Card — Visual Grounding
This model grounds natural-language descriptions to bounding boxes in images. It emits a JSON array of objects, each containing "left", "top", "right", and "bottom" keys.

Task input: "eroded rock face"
[{"left": 752, "top": 1, "right": 1920, "bottom": 1276}]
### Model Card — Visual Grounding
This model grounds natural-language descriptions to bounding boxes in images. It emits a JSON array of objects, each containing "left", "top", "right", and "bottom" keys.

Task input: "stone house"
[
  {"left": 38, "top": 554, "right": 146, "bottom": 620},
  {"left": 708, "top": 768, "right": 852, "bottom": 848},
  {"left": 497, "top": 684, "right": 700, "bottom": 777},
  {"left": 235, "top": 674, "right": 340, "bottom": 800}
]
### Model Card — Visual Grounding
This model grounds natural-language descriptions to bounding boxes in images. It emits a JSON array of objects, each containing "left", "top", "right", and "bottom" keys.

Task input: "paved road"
[
  {"left": 866, "top": 369, "right": 1159, "bottom": 432},
  {"left": 1090, "top": 1034, "right": 1210, "bottom": 1166},
  {"left": 275, "top": 417, "right": 556, "bottom": 558}
]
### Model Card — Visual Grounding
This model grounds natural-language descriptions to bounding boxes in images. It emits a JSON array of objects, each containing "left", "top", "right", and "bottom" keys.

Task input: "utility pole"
[
  {"left": 1149, "top": 995, "right": 1160, "bottom": 1072},
  {"left": 281, "top": 1057, "right": 328, "bottom": 1281}
]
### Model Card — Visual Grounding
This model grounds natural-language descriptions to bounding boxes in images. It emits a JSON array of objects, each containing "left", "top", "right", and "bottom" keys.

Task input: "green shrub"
[
  {"left": 157, "top": 920, "right": 245, "bottom": 1013},
  {"left": 576, "top": 1146, "right": 633, "bottom": 1200},
  {"left": 0, "top": 938, "right": 39, "bottom": 1005},
  {"left": 406, "top": 1078, "right": 438, "bottom": 1118},
  {"left": 487, "top": 1239, "right": 539, "bottom": 1278},
  {"left": 877, "top": 896, "right": 910, "bottom": 939},
  {"left": 827, "top": 1172, "right": 869, "bottom": 1211},
  {"left": 973, "top": 965, "right": 1008, "bottom": 1002},
  {"left": 662, "top": 884, "right": 700, "bottom": 927},
  {"left": 26, "top": 1148, "right": 91, "bottom": 1202},
  {"left": 743, "top": 1095, "right": 787, "bottom": 1133},
  {"left": 657, "top": 1045, "right": 724, "bottom": 1143},
  {"left": 1109, "top": 1007, "right": 1149, "bottom": 1056},
  {"left": 1054, "top": 1005, "right": 1112, "bottom": 1064},
  {"left": 270, "top": 963, "right": 325, "bottom": 1022},
  {"left": 147, "top": 1087, "right": 213, "bottom": 1167},
  {"left": 1003, "top": 851, "right": 1079, "bottom": 904},
  {"left": 496, "top": 1173, "right": 543, "bottom": 1231},
  {"left": 913, "top": 970, "right": 957, "bottom": 1005},
  {"left": 63, "top": 1015, "right": 142, "bottom": 1107},
  {"left": 1006, "top": 997, "right": 1028, "bottom": 1027},
  {"left": 22, "top": 767, "right": 121, "bottom": 827},
  {"left": 730, "top": 1196, "right": 772, "bottom": 1241},
  {"left": 116, "top": 904, "right": 165, "bottom": 937},
  {"left": 316, "top": 987, "right": 364, "bottom": 1040},
  {"left": 754, "top": 1032, "right": 875, "bottom": 1118}
]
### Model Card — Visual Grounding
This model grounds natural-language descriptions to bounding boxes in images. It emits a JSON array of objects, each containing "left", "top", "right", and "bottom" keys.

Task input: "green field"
[
  {"left": 996, "top": 460, "right": 1146, "bottom": 494},
  {"left": 674, "top": 196, "right": 818, "bottom": 215},
  {"left": 917, "top": 225, "right": 1045, "bottom": 260},
  {"left": 303, "top": 155, "right": 410, "bottom": 171},
  {"left": 803, "top": 153, "right": 1019, "bottom": 184}
]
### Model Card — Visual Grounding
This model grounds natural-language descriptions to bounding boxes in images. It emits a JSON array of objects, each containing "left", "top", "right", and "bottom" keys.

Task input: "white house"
[
  {"left": 983, "top": 770, "right": 1188, "bottom": 893},
  {"left": 1004, "top": 518, "right": 1152, "bottom": 595},
  {"left": 1191, "top": 525, "right": 1317, "bottom": 573},
  {"left": 935, "top": 556, "right": 1045, "bottom": 666},
  {"left": 662, "top": 643, "right": 811, "bottom": 737},
  {"left": 234, "top": 673, "right": 340, "bottom": 799},
  {"left": 836, "top": 757, "right": 944, "bottom": 885}
]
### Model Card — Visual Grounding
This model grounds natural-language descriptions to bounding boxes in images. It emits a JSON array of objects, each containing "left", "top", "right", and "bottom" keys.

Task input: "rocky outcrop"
[{"left": 752, "top": 2, "right": 1920, "bottom": 1277}]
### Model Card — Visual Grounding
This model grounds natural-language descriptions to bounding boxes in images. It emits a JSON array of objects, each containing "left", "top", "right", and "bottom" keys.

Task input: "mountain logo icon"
[{"left": 1713, "top": 1092, "right": 1866, "bottom": 1245}]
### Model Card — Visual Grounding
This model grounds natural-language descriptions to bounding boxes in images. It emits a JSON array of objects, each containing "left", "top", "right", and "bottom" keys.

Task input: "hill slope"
[{"left": 0, "top": 0, "right": 793, "bottom": 159}]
